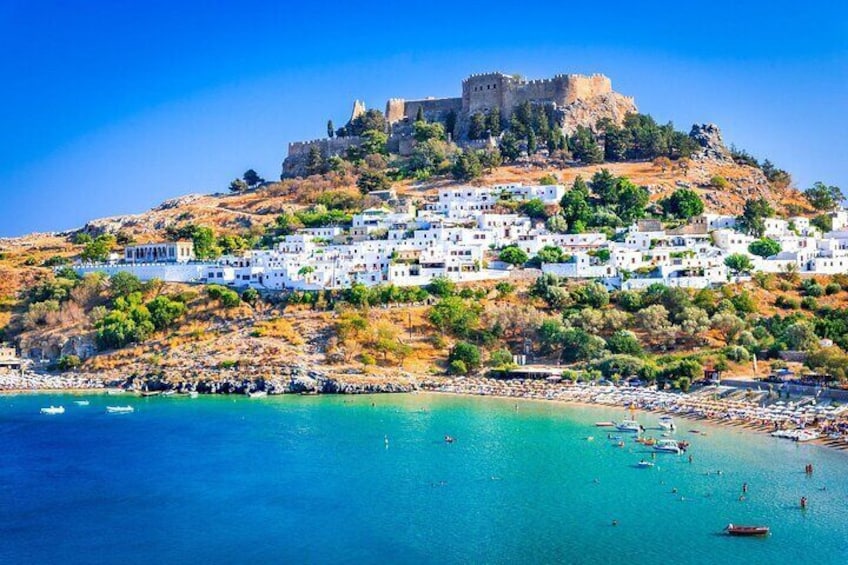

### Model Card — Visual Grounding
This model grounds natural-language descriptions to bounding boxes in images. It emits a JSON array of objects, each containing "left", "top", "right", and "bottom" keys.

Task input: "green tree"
[
  {"left": 243, "top": 169, "right": 264, "bottom": 187},
  {"left": 80, "top": 234, "right": 116, "bottom": 262},
  {"left": 661, "top": 188, "right": 705, "bottom": 219},
  {"left": 412, "top": 121, "right": 446, "bottom": 143},
  {"left": 569, "top": 126, "right": 603, "bottom": 164},
  {"left": 519, "top": 198, "right": 548, "bottom": 220},
  {"left": 190, "top": 226, "right": 221, "bottom": 260},
  {"left": 724, "top": 253, "right": 754, "bottom": 276},
  {"left": 811, "top": 214, "right": 833, "bottom": 233},
  {"left": 590, "top": 169, "right": 618, "bottom": 204},
  {"left": 146, "top": 295, "right": 186, "bottom": 330},
  {"left": 357, "top": 170, "right": 391, "bottom": 194},
  {"left": 427, "top": 276, "right": 456, "bottom": 297},
  {"left": 614, "top": 178, "right": 649, "bottom": 223},
  {"left": 499, "top": 132, "right": 521, "bottom": 162},
  {"left": 415, "top": 105, "right": 425, "bottom": 122},
  {"left": 804, "top": 181, "right": 844, "bottom": 211},
  {"left": 737, "top": 198, "right": 774, "bottom": 237},
  {"left": 545, "top": 215, "right": 568, "bottom": 234},
  {"left": 784, "top": 321, "right": 819, "bottom": 351},
  {"left": 560, "top": 328, "right": 607, "bottom": 362},
  {"left": 607, "top": 330, "right": 643, "bottom": 356},
  {"left": 305, "top": 145, "right": 326, "bottom": 176},
  {"left": 229, "top": 178, "right": 249, "bottom": 193},
  {"left": 748, "top": 238, "right": 781, "bottom": 258},
  {"left": 429, "top": 296, "right": 479, "bottom": 337},
  {"left": 449, "top": 341, "right": 482, "bottom": 371},
  {"left": 468, "top": 112, "right": 487, "bottom": 140},
  {"left": 110, "top": 272, "right": 143, "bottom": 298},
  {"left": 452, "top": 150, "right": 483, "bottom": 181},
  {"left": 499, "top": 246, "right": 529, "bottom": 266},
  {"left": 360, "top": 129, "right": 388, "bottom": 155},
  {"left": 535, "top": 246, "right": 566, "bottom": 264},
  {"left": 327, "top": 119, "right": 334, "bottom": 138},
  {"left": 486, "top": 108, "right": 501, "bottom": 136},
  {"left": 560, "top": 177, "right": 592, "bottom": 230}
]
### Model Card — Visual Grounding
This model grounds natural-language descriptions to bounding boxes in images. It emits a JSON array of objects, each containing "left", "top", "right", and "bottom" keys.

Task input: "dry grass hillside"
[{"left": 0, "top": 156, "right": 817, "bottom": 380}]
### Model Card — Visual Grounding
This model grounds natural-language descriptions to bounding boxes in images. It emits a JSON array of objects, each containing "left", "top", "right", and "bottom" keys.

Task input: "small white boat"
[
  {"left": 653, "top": 438, "right": 682, "bottom": 454},
  {"left": 162, "top": 390, "right": 176, "bottom": 396},
  {"left": 73, "top": 400, "right": 90, "bottom": 406},
  {"left": 189, "top": 391, "right": 199, "bottom": 398},
  {"left": 106, "top": 406, "right": 134, "bottom": 414},
  {"left": 614, "top": 419, "right": 641, "bottom": 433},
  {"left": 658, "top": 416, "right": 676, "bottom": 431},
  {"left": 637, "top": 460, "right": 655, "bottom": 468},
  {"left": 105, "top": 388, "right": 125, "bottom": 395},
  {"left": 248, "top": 391, "right": 268, "bottom": 398},
  {"left": 40, "top": 406, "right": 65, "bottom": 415}
]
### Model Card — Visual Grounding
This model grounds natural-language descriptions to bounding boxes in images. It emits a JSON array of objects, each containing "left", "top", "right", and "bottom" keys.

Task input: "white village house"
[{"left": 72, "top": 183, "right": 848, "bottom": 290}]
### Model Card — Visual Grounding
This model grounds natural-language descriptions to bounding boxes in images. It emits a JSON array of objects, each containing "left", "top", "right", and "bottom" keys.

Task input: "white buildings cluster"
[{"left": 72, "top": 184, "right": 848, "bottom": 291}]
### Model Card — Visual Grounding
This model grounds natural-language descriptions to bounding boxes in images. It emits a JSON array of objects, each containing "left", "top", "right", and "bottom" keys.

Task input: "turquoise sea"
[{"left": 1, "top": 392, "right": 847, "bottom": 564}]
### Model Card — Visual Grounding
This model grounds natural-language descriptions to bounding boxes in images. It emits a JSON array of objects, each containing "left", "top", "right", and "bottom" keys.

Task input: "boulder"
[{"left": 689, "top": 123, "right": 732, "bottom": 162}]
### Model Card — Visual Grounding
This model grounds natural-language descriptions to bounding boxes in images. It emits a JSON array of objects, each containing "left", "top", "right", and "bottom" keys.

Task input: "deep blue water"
[{"left": 1, "top": 392, "right": 847, "bottom": 564}]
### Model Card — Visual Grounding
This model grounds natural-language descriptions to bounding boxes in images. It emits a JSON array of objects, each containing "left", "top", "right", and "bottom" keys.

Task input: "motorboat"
[
  {"left": 162, "top": 390, "right": 176, "bottom": 396},
  {"left": 248, "top": 391, "right": 268, "bottom": 398},
  {"left": 105, "top": 388, "right": 125, "bottom": 395},
  {"left": 771, "top": 429, "right": 820, "bottom": 442},
  {"left": 653, "top": 438, "right": 682, "bottom": 454},
  {"left": 614, "top": 419, "right": 641, "bottom": 433},
  {"left": 106, "top": 406, "right": 134, "bottom": 414},
  {"left": 725, "top": 524, "right": 769, "bottom": 537},
  {"left": 189, "top": 391, "right": 199, "bottom": 398},
  {"left": 40, "top": 406, "right": 65, "bottom": 415},
  {"left": 658, "top": 416, "right": 676, "bottom": 431},
  {"left": 637, "top": 460, "right": 655, "bottom": 468},
  {"left": 73, "top": 400, "right": 89, "bottom": 406},
  {"left": 595, "top": 421, "right": 615, "bottom": 427}
]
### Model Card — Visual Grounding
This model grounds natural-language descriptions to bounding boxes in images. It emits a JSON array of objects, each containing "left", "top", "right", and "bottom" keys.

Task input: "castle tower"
[{"left": 350, "top": 100, "right": 366, "bottom": 122}]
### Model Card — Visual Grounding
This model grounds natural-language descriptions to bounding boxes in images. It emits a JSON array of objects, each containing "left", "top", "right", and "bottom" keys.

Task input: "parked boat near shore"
[
  {"left": 614, "top": 419, "right": 641, "bottom": 433},
  {"left": 653, "top": 438, "right": 682, "bottom": 454},
  {"left": 725, "top": 524, "right": 770, "bottom": 537}
]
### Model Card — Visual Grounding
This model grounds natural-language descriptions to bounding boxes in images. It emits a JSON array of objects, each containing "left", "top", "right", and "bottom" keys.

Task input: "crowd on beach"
[{"left": 419, "top": 376, "right": 848, "bottom": 449}]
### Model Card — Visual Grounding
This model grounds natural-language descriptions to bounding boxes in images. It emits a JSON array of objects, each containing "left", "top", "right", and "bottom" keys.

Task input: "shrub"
[
  {"left": 801, "top": 297, "right": 818, "bottom": 311},
  {"left": 825, "top": 282, "right": 842, "bottom": 295},
  {"left": 449, "top": 341, "right": 482, "bottom": 371},
  {"left": 449, "top": 359, "right": 468, "bottom": 375},
  {"left": 723, "top": 345, "right": 751, "bottom": 363},
  {"left": 709, "top": 175, "right": 729, "bottom": 189},
  {"left": 775, "top": 295, "right": 799, "bottom": 310},
  {"left": 57, "top": 355, "right": 82, "bottom": 371},
  {"left": 488, "top": 349, "right": 514, "bottom": 368}
]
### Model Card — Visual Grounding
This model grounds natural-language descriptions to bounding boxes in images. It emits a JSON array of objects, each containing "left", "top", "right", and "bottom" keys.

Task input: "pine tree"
[
  {"left": 327, "top": 120, "right": 334, "bottom": 138},
  {"left": 415, "top": 106, "right": 425, "bottom": 123}
]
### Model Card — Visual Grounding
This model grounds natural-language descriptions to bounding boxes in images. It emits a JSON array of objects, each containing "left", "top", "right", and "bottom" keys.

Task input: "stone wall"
[
  {"left": 399, "top": 97, "right": 462, "bottom": 123},
  {"left": 284, "top": 136, "right": 364, "bottom": 176}
]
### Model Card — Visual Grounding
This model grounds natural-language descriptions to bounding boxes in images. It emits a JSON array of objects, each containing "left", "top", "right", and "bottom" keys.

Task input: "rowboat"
[
  {"left": 725, "top": 524, "right": 769, "bottom": 537},
  {"left": 106, "top": 406, "right": 134, "bottom": 414}
]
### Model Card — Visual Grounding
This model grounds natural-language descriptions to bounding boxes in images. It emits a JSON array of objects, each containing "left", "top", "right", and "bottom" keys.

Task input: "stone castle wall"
[{"left": 287, "top": 136, "right": 363, "bottom": 159}]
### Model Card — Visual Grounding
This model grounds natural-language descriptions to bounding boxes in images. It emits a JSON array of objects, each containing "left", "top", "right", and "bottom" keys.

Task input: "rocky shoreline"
[{"left": 0, "top": 369, "right": 419, "bottom": 395}]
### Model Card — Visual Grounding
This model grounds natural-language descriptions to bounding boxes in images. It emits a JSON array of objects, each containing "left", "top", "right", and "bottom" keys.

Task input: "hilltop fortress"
[{"left": 283, "top": 71, "right": 636, "bottom": 177}]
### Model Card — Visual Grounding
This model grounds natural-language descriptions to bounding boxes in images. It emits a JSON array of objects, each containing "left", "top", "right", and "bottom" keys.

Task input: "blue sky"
[{"left": 1, "top": 0, "right": 845, "bottom": 236}]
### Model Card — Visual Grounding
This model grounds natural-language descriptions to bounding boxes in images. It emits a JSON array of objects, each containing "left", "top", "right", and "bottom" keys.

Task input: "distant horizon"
[{"left": 1, "top": 1, "right": 845, "bottom": 236}]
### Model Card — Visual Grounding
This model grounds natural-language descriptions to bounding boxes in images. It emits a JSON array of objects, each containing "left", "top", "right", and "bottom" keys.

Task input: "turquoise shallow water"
[{"left": 1, "top": 392, "right": 847, "bottom": 564}]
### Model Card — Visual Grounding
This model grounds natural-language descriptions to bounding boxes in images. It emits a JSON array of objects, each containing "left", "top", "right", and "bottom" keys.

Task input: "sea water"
[{"left": 1, "top": 392, "right": 846, "bottom": 564}]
